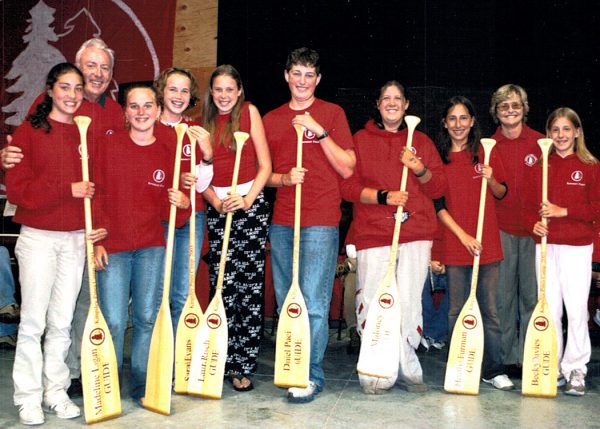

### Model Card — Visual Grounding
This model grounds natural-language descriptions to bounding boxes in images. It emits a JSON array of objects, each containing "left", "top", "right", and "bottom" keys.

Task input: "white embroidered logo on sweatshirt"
[
  {"left": 153, "top": 169, "right": 165, "bottom": 184},
  {"left": 524, "top": 154, "right": 538, "bottom": 167},
  {"left": 571, "top": 170, "right": 583, "bottom": 182}
]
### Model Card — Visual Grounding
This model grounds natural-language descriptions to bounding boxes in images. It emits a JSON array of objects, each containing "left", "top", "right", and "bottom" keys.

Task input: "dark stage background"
[{"left": 216, "top": 0, "right": 598, "bottom": 152}]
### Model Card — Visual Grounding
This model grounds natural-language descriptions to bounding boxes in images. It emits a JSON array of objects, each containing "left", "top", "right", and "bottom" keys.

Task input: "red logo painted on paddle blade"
[
  {"left": 206, "top": 314, "right": 222, "bottom": 329},
  {"left": 90, "top": 328, "right": 105, "bottom": 346},
  {"left": 184, "top": 313, "right": 200, "bottom": 329},
  {"left": 462, "top": 315, "right": 477, "bottom": 330},
  {"left": 534, "top": 316, "right": 549, "bottom": 332},
  {"left": 378, "top": 293, "right": 394, "bottom": 309},
  {"left": 287, "top": 303, "right": 302, "bottom": 319}
]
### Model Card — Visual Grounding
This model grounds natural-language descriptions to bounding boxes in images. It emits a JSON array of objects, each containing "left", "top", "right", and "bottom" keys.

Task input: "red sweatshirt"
[
  {"left": 491, "top": 124, "right": 544, "bottom": 236},
  {"left": 155, "top": 119, "right": 206, "bottom": 211},
  {"left": 264, "top": 98, "right": 354, "bottom": 227},
  {"left": 438, "top": 148, "right": 506, "bottom": 266},
  {"left": 523, "top": 152, "right": 600, "bottom": 246},
  {"left": 93, "top": 130, "right": 190, "bottom": 254},
  {"left": 341, "top": 120, "right": 447, "bottom": 250},
  {"left": 6, "top": 120, "right": 85, "bottom": 231},
  {"left": 27, "top": 93, "right": 124, "bottom": 180}
]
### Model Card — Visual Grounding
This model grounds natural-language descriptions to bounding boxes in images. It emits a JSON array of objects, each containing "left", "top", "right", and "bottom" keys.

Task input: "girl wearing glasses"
[{"left": 489, "top": 84, "right": 544, "bottom": 374}]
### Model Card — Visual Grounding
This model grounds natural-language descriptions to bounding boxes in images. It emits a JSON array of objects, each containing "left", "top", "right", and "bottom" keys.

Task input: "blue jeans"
[
  {"left": 0, "top": 246, "right": 17, "bottom": 337},
  {"left": 269, "top": 225, "right": 338, "bottom": 389},
  {"left": 447, "top": 262, "right": 503, "bottom": 379},
  {"left": 97, "top": 246, "right": 165, "bottom": 400},
  {"left": 163, "top": 211, "right": 205, "bottom": 334},
  {"left": 421, "top": 270, "right": 448, "bottom": 342}
]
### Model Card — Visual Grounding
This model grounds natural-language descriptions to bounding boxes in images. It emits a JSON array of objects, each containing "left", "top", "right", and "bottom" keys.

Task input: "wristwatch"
[{"left": 316, "top": 130, "right": 329, "bottom": 140}]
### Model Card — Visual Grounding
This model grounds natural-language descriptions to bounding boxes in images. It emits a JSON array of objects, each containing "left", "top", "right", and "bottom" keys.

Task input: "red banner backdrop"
[{"left": 1, "top": 0, "right": 176, "bottom": 133}]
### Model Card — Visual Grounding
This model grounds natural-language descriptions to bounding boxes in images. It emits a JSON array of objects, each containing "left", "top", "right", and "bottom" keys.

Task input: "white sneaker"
[
  {"left": 43, "top": 398, "right": 80, "bottom": 419},
  {"left": 18, "top": 403, "right": 44, "bottom": 426},
  {"left": 564, "top": 369, "right": 585, "bottom": 396},
  {"left": 594, "top": 309, "right": 600, "bottom": 328},
  {"left": 287, "top": 381, "right": 321, "bottom": 403},
  {"left": 420, "top": 336, "right": 430, "bottom": 351},
  {"left": 482, "top": 374, "right": 514, "bottom": 391}
]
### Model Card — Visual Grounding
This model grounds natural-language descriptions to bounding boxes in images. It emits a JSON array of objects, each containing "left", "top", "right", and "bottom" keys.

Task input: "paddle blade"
[
  {"left": 174, "top": 293, "right": 202, "bottom": 394},
  {"left": 522, "top": 297, "right": 558, "bottom": 397},
  {"left": 356, "top": 272, "right": 401, "bottom": 378},
  {"left": 144, "top": 304, "right": 174, "bottom": 414},
  {"left": 81, "top": 307, "right": 121, "bottom": 424},
  {"left": 187, "top": 296, "right": 228, "bottom": 399},
  {"left": 444, "top": 298, "right": 484, "bottom": 395},
  {"left": 274, "top": 281, "right": 310, "bottom": 388}
]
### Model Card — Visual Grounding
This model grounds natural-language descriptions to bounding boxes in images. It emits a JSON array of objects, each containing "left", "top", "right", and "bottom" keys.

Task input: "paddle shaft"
[
  {"left": 162, "top": 124, "right": 186, "bottom": 305},
  {"left": 466, "top": 139, "right": 495, "bottom": 300},
  {"left": 188, "top": 136, "right": 197, "bottom": 299},
  {"left": 384, "top": 116, "right": 420, "bottom": 275},
  {"left": 537, "top": 137, "right": 553, "bottom": 304},
  {"left": 292, "top": 124, "right": 304, "bottom": 285},
  {"left": 214, "top": 138, "right": 246, "bottom": 294},
  {"left": 540, "top": 142, "right": 550, "bottom": 305},
  {"left": 75, "top": 116, "right": 99, "bottom": 311}
]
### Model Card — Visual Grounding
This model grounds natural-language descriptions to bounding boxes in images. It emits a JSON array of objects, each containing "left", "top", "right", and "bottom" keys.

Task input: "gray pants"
[{"left": 497, "top": 231, "right": 538, "bottom": 365}]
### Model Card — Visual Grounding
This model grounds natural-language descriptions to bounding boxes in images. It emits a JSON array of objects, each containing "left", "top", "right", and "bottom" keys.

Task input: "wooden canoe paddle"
[
  {"left": 356, "top": 115, "right": 421, "bottom": 379},
  {"left": 522, "top": 137, "right": 558, "bottom": 397},
  {"left": 73, "top": 115, "right": 122, "bottom": 424},
  {"left": 444, "top": 138, "right": 496, "bottom": 395},
  {"left": 174, "top": 133, "right": 203, "bottom": 394},
  {"left": 274, "top": 124, "right": 311, "bottom": 388},
  {"left": 144, "top": 122, "right": 187, "bottom": 414},
  {"left": 187, "top": 131, "right": 249, "bottom": 398}
]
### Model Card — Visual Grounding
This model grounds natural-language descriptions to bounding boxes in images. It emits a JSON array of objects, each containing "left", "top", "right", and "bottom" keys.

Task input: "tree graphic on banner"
[{"left": 2, "top": 0, "right": 66, "bottom": 126}]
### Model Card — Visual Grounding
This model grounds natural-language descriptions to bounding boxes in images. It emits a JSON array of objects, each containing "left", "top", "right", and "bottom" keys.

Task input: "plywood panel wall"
[{"left": 173, "top": 0, "right": 218, "bottom": 117}]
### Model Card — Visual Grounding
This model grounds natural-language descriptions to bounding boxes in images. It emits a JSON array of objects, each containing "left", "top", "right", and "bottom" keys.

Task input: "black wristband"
[
  {"left": 316, "top": 130, "right": 329, "bottom": 140},
  {"left": 376, "top": 189, "right": 389, "bottom": 205},
  {"left": 414, "top": 165, "right": 428, "bottom": 178}
]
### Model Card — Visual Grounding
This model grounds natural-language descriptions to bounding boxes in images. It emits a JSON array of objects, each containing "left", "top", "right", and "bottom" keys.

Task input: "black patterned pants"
[{"left": 206, "top": 191, "right": 269, "bottom": 375}]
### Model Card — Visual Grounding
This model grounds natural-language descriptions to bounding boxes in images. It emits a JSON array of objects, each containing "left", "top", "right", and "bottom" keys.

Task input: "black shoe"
[
  {"left": 505, "top": 364, "right": 522, "bottom": 379},
  {"left": 347, "top": 327, "right": 361, "bottom": 354},
  {"left": 67, "top": 377, "right": 83, "bottom": 397}
]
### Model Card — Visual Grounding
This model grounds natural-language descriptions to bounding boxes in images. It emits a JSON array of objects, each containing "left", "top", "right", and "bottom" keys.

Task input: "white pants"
[
  {"left": 356, "top": 240, "right": 431, "bottom": 389},
  {"left": 535, "top": 243, "right": 592, "bottom": 379},
  {"left": 13, "top": 226, "right": 85, "bottom": 406}
]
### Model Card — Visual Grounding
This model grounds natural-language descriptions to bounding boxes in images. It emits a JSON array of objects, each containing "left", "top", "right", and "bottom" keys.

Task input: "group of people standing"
[{"left": 1, "top": 38, "right": 598, "bottom": 426}]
